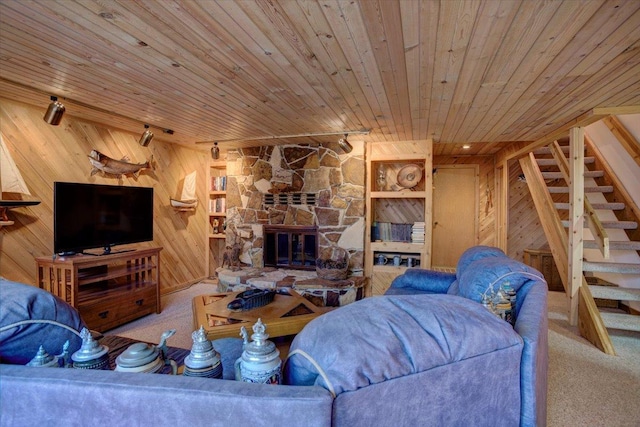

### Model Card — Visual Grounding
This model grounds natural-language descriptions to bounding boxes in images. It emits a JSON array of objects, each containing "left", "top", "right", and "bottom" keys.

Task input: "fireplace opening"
[{"left": 263, "top": 225, "right": 318, "bottom": 270}]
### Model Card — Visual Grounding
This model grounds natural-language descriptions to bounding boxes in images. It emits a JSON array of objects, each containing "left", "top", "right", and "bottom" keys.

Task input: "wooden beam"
[
  {"left": 602, "top": 115, "right": 640, "bottom": 169},
  {"left": 568, "top": 127, "right": 585, "bottom": 326},
  {"left": 592, "top": 106, "right": 640, "bottom": 116},
  {"left": 578, "top": 278, "right": 616, "bottom": 356},
  {"left": 519, "top": 153, "right": 569, "bottom": 290},
  {"left": 501, "top": 106, "right": 640, "bottom": 162}
]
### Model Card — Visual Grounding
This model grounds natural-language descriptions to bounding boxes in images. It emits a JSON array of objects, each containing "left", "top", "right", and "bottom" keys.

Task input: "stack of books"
[
  {"left": 411, "top": 222, "right": 425, "bottom": 244},
  {"left": 209, "top": 197, "right": 226, "bottom": 213},
  {"left": 211, "top": 176, "right": 227, "bottom": 191},
  {"left": 376, "top": 222, "right": 412, "bottom": 242}
]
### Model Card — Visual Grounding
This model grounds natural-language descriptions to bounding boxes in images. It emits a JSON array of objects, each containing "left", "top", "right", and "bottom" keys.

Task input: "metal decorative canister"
[
  {"left": 27, "top": 344, "right": 64, "bottom": 368},
  {"left": 72, "top": 328, "right": 109, "bottom": 370},
  {"left": 235, "top": 318, "right": 281, "bottom": 384},
  {"left": 115, "top": 330, "right": 177, "bottom": 374},
  {"left": 183, "top": 326, "right": 223, "bottom": 378}
]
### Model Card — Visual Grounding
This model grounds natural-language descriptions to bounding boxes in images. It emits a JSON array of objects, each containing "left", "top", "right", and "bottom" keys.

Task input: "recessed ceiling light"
[{"left": 462, "top": 144, "right": 471, "bottom": 149}]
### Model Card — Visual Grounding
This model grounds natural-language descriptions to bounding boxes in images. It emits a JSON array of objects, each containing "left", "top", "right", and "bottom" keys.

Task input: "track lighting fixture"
[
  {"left": 43, "top": 96, "right": 65, "bottom": 125},
  {"left": 211, "top": 142, "right": 220, "bottom": 160},
  {"left": 138, "top": 124, "right": 154, "bottom": 147},
  {"left": 338, "top": 134, "right": 352, "bottom": 153}
]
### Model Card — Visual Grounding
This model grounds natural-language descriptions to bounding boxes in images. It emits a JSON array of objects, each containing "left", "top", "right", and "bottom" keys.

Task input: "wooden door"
[{"left": 432, "top": 165, "right": 479, "bottom": 268}]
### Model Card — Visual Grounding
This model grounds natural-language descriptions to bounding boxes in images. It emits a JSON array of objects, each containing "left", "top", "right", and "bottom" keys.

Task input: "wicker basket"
[{"left": 315, "top": 247, "right": 349, "bottom": 280}]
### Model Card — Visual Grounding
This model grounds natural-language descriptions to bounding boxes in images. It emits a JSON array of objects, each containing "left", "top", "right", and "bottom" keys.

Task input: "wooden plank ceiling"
[{"left": 1, "top": 0, "right": 639, "bottom": 155}]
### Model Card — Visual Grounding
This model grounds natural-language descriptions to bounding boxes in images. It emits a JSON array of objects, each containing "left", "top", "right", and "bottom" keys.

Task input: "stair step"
[
  {"left": 554, "top": 202, "right": 626, "bottom": 210},
  {"left": 584, "top": 240, "right": 640, "bottom": 251},
  {"left": 548, "top": 186, "right": 614, "bottom": 194},
  {"left": 542, "top": 171, "right": 604, "bottom": 179},
  {"left": 600, "top": 312, "right": 640, "bottom": 332},
  {"left": 583, "top": 261, "right": 640, "bottom": 274},
  {"left": 589, "top": 285, "right": 640, "bottom": 302},
  {"left": 535, "top": 145, "right": 570, "bottom": 154},
  {"left": 563, "top": 220, "right": 638, "bottom": 229},
  {"left": 536, "top": 157, "right": 595, "bottom": 166}
]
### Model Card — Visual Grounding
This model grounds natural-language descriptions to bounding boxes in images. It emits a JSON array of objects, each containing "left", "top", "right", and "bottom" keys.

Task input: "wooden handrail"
[{"left": 549, "top": 141, "right": 610, "bottom": 259}]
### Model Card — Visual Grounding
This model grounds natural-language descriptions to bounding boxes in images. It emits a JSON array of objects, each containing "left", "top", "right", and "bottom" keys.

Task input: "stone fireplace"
[{"left": 223, "top": 142, "right": 365, "bottom": 275}]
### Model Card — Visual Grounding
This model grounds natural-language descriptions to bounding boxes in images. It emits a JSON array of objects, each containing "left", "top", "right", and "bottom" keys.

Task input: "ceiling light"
[
  {"left": 43, "top": 96, "right": 65, "bottom": 125},
  {"left": 138, "top": 124, "right": 154, "bottom": 147},
  {"left": 462, "top": 144, "right": 471, "bottom": 150},
  {"left": 338, "top": 134, "right": 353, "bottom": 153},
  {"left": 211, "top": 142, "right": 220, "bottom": 160}
]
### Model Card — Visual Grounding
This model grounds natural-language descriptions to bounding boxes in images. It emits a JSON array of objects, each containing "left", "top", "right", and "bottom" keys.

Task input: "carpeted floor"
[{"left": 109, "top": 283, "right": 640, "bottom": 426}]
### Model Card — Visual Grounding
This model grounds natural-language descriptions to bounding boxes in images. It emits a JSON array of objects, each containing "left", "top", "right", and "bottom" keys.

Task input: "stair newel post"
[{"left": 568, "top": 127, "right": 585, "bottom": 326}]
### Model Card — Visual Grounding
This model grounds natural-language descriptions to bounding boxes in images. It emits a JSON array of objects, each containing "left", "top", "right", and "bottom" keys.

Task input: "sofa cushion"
[
  {"left": 456, "top": 257, "right": 544, "bottom": 305},
  {"left": 285, "top": 294, "right": 523, "bottom": 395},
  {"left": 0, "top": 278, "right": 86, "bottom": 364},
  {"left": 386, "top": 268, "right": 456, "bottom": 295}
]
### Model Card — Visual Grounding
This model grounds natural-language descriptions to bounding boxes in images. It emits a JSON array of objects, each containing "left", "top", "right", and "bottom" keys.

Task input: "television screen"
[{"left": 54, "top": 182, "right": 154, "bottom": 255}]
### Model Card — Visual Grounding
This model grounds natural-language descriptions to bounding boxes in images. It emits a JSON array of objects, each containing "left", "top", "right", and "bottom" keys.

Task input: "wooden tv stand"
[{"left": 35, "top": 247, "right": 162, "bottom": 332}]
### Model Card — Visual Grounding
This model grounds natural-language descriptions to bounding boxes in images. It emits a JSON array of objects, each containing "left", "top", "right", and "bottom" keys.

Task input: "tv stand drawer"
[{"left": 80, "top": 286, "right": 158, "bottom": 332}]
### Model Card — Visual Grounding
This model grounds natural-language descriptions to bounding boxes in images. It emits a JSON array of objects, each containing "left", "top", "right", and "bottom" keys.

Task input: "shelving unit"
[
  {"left": 206, "top": 159, "right": 227, "bottom": 278},
  {"left": 35, "top": 247, "right": 162, "bottom": 332},
  {"left": 365, "top": 140, "right": 433, "bottom": 295}
]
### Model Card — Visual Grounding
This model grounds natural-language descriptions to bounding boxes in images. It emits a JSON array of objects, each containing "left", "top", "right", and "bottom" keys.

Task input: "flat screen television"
[{"left": 54, "top": 182, "right": 154, "bottom": 255}]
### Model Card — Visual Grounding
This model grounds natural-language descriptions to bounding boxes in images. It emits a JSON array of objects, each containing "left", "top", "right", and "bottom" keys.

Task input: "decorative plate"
[{"left": 396, "top": 164, "right": 423, "bottom": 188}]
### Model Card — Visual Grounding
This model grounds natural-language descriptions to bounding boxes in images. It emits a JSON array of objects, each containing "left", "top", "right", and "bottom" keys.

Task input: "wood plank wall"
[
  {"left": 0, "top": 98, "right": 207, "bottom": 294},
  {"left": 507, "top": 159, "right": 549, "bottom": 262}
]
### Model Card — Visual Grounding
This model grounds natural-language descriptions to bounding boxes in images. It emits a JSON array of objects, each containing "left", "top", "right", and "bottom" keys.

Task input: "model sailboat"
[
  {"left": 170, "top": 170, "right": 198, "bottom": 211},
  {"left": 0, "top": 133, "right": 41, "bottom": 226}
]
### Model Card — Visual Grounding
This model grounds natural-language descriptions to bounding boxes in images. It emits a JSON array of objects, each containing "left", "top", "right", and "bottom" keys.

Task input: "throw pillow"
[{"left": 0, "top": 278, "right": 86, "bottom": 364}]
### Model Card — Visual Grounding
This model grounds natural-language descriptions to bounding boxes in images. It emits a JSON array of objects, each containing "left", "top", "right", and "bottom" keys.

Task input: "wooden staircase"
[{"left": 519, "top": 123, "right": 640, "bottom": 355}]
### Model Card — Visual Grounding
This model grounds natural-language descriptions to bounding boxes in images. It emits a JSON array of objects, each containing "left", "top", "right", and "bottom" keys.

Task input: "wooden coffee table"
[{"left": 192, "top": 289, "right": 333, "bottom": 341}]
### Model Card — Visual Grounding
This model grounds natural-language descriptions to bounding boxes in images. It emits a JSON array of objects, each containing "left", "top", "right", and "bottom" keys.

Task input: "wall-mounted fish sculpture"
[{"left": 88, "top": 150, "right": 153, "bottom": 178}]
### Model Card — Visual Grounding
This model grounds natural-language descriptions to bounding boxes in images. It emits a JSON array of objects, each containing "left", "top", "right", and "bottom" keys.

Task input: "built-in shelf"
[{"left": 365, "top": 140, "right": 433, "bottom": 296}]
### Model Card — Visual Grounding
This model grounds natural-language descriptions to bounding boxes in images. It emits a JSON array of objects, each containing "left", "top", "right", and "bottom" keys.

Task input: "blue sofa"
[{"left": 0, "top": 246, "right": 547, "bottom": 427}]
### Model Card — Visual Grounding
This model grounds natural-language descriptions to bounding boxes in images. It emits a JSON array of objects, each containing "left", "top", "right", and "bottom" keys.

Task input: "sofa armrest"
[
  {"left": 385, "top": 269, "right": 456, "bottom": 295},
  {"left": 514, "top": 280, "right": 548, "bottom": 427}
]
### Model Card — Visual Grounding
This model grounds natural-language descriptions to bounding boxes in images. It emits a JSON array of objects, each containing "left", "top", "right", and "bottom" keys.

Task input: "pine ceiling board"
[
  {"left": 509, "top": 4, "right": 640, "bottom": 141},
  {"left": 514, "top": 43, "right": 640, "bottom": 142},
  {"left": 223, "top": 0, "right": 365, "bottom": 133},
  {"left": 267, "top": 0, "right": 370, "bottom": 131},
  {"left": 478, "top": 0, "right": 606, "bottom": 142},
  {"left": 6, "top": 0, "right": 312, "bottom": 142},
  {"left": 284, "top": 1, "right": 378, "bottom": 135},
  {"left": 457, "top": 0, "right": 561, "bottom": 142},
  {"left": 327, "top": 0, "right": 399, "bottom": 142},
  {"left": 231, "top": 0, "right": 360, "bottom": 131},
  {"left": 359, "top": 0, "right": 412, "bottom": 141},
  {"left": 442, "top": 0, "right": 520, "bottom": 143},
  {"left": 400, "top": 0, "right": 439, "bottom": 140},
  {"left": 427, "top": 0, "right": 480, "bottom": 143},
  {"left": 81, "top": 0, "right": 314, "bottom": 138},
  {"left": 567, "top": 6, "right": 640, "bottom": 78},
  {"left": 0, "top": 2, "right": 244, "bottom": 139},
  {"left": 483, "top": 1, "right": 625, "bottom": 142}
]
